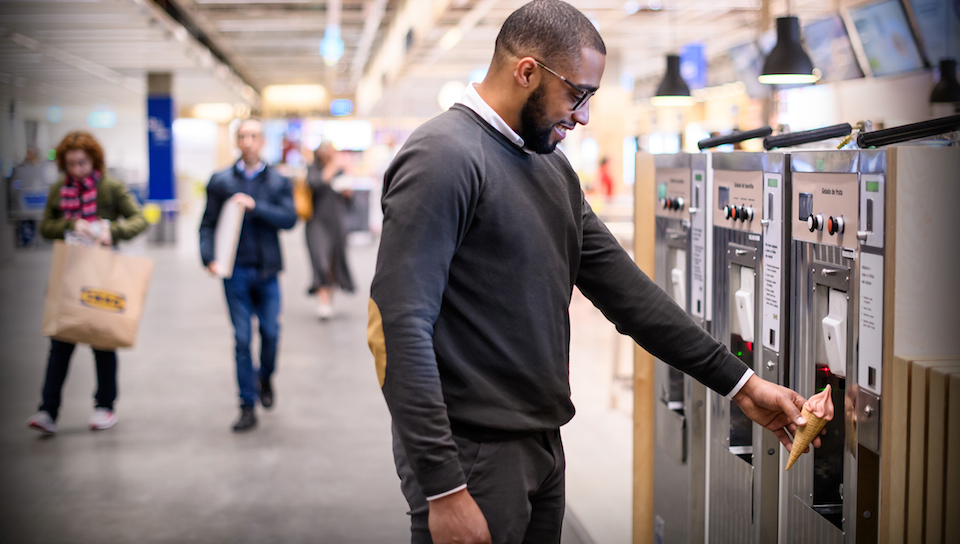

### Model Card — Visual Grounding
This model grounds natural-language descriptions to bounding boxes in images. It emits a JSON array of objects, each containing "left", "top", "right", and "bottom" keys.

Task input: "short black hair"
[{"left": 493, "top": 0, "right": 606, "bottom": 70}]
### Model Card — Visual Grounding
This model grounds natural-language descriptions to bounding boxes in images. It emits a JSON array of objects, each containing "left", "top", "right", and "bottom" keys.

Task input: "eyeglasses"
[{"left": 535, "top": 60, "right": 597, "bottom": 111}]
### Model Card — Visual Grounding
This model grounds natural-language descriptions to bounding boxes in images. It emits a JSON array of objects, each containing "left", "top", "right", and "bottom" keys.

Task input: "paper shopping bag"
[{"left": 42, "top": 240, "right": 154, "bottom": 349}]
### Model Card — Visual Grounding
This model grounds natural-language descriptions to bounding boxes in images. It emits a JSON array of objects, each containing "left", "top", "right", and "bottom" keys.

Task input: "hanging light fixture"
[
  {"left": 759, "top": 15, "right": 818, "bottom": 85},
  {"left": 651, "top": 54, "right": 695, "bottom": 107},
  {"left": 651, "top": 1, "right": 694, "bottom": 107},
  {"left": 930, "top": 59, "right": 960, "bottom": 103}
]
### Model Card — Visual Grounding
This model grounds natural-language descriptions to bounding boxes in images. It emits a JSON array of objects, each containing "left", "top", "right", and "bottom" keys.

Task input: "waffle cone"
[{"left": 785, "top": 406, "right": 828, "bottom": 471}]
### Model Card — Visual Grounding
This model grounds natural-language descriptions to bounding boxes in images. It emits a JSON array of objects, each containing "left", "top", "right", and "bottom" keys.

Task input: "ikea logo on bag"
[{"left": 80, "top": 288, "right": 126, "bottom": 313}]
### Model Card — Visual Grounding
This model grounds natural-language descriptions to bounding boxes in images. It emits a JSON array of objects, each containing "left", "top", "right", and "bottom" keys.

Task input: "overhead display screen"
[
  {"left": 804, "top": 16, "right": 864, "bottom": 82},
  {"left": 908, "top": 0, "right": 960, "bottom": 63},
  {"left": 849, "top": 0, "right": 926, "bottom": 77}
]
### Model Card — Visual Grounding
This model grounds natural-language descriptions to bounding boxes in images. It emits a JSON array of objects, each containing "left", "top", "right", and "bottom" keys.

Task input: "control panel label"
[
  {"left": 859, "top": 174, "right": 885, "bottom": 249},
  {"left": 713, "top": 169, "right": 762, "bottom": 234},
  {"left": 655, "top": 168, "right": 692, "bottom": 220},
  {"left": 762, "top": 173, "right": 782, "bottom": 352},
  {"left": 690, "top": 169, "right": 707, "bottom": 319},
  {"left": 859, "top": 252, "right": 884, "bottom": 394}
]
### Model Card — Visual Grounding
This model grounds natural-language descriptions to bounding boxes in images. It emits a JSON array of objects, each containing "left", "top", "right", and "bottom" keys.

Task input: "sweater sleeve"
[
  {"left": 367, "top": 133, "right": 480, "bottom": 498},
  {"left": 251, "top": 174, "right": 297, "bottom": 230},
  {"left": 198, "top": 176, "right": 224, "bottom": 266},
  {"left": 574, "top": 195, "right": 749, "bottom": 395},
  {"left": 109, "top": 181, "right": 147, "bottom": 241}
]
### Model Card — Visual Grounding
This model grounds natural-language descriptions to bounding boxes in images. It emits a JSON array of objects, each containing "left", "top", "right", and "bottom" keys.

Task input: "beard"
[{"left": 518, "top": 84, "right": 560, "bottom": 154}]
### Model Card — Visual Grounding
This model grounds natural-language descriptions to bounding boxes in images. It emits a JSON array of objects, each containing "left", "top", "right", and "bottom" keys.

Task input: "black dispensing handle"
[
  {"left": 856, "top": 114, "right": 960, "bottom": 148},
  {"left": 697, "top": 127, "right": 773, "bottom": 150},
  {"left": 763, "top": 123, "right": 852, "bottom": 150}
]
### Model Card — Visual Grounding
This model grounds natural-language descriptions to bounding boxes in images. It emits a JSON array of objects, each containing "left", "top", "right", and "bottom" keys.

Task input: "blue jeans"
[{"left": 224, "top": 266, "right": 281, "bottom": 407}]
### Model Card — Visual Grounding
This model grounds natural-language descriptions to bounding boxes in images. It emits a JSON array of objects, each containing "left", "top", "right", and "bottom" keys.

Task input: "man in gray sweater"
[{"left": 368, "top": 1, "right": 819, "bottom": 542}]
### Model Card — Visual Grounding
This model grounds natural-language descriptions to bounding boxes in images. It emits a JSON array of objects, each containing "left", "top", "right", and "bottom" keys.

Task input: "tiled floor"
[{"left": 0, "top": 214, "right": 631, "bottom": 543}]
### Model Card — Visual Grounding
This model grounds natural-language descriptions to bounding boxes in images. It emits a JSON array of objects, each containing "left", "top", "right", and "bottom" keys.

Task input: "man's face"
[
  {"left": 519, "top": 48, "right": 604, "bottom": 154},
  {"left": 237, "top": 121, "right": 264, "bottom": 163}
]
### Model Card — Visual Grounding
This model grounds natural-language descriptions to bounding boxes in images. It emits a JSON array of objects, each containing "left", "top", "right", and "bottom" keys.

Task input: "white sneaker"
[
  {"left": 89, "top": 408, "right": 117, "bottom": 430},
  {"left": 27, "top": 411, "right": 57, "bottom": 434},
  {"left": 316, "top": 303, "right": 334, "bottom": 320}
]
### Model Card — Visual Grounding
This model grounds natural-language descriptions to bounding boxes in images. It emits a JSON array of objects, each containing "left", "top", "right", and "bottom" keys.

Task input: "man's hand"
[
  {"left": 207, "top": 261, "right": 222, "bottom": 277},
  {"left": 733, "top": 374, "right": 823, "bottom": 453},
  {"left": 231, "top": 192, "right": 256, "bottom": 210},
  {"left": 428, "top": 489, "right": 492, "bottom": 544}
]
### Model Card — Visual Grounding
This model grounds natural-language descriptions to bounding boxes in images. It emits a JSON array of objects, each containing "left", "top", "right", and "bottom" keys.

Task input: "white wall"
[
  {"left": 777, "top": 71, "right": 937, "bottom": 131},
  {"left": 17, "top": 103, "right": 148, "bottom": 185}
]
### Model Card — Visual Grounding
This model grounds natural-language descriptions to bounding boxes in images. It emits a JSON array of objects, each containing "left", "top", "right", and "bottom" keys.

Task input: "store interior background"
[{"left": 1, "top": 0, "right": 957, "bottom": 542}]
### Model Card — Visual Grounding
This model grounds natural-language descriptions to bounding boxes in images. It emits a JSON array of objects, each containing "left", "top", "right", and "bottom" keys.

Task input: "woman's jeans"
[{"left": 39, "top": 339, "right": 117, "bottom": 420}]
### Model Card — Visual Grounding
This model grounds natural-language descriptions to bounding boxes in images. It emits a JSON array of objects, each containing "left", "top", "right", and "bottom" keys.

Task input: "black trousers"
[
  {"left": 39, "top": 339, "right": 117, "bottom": 420},
  {"left": 394, "top": 427, "right": 566, "bottom": 544}
]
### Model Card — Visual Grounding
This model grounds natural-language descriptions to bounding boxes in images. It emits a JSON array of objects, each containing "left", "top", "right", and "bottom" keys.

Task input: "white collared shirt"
[
  {"left": 458, "top": 83, "right": 529, "bottom": 152},
  {"left": 237, "top": 159, "right": 265, "bottom": 180}
]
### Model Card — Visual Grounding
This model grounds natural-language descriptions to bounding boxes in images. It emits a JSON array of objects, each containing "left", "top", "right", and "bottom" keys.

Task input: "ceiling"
[{"left": 0, "top": 0, "right": 841, "bottom": 117}]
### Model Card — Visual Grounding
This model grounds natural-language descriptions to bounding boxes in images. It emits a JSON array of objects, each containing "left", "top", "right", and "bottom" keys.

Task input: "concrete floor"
[{"left": 0, "top": 218, "right": 627, "bottom": 543}]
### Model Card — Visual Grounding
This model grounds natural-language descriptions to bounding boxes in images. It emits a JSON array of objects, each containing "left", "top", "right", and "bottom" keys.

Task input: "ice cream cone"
[
  {"left": 785, "top": 406, "right": 829, "bottom": 470},
  {"left": 785, "top": 384, "right": 834, "bottom": 471}
]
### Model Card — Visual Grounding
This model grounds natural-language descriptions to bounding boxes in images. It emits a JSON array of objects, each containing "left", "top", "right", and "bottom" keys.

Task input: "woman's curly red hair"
[{"left": 55, "top": 131, "right": 105, "bottom": 174}]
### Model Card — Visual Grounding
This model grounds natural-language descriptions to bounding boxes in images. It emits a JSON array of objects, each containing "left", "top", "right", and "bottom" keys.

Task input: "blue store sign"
[{"left": 147, "top": 96, "right": 175, "bottom": 201}]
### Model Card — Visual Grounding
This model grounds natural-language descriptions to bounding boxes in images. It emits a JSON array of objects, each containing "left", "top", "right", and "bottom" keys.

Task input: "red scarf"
[{"left": 60, "top": 171, "right": 100, "bottom": 220}]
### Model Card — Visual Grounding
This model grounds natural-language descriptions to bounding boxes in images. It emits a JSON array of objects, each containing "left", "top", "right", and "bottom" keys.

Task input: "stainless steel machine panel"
[
  {"left": 653, "top": 153, "right": 707, "bottom": 544},
  {"left": 705, "top": 152, "right": 788, "bottom": 544},
  {"left": 781, "top": 150, "right": 883, "bottom": 544}
]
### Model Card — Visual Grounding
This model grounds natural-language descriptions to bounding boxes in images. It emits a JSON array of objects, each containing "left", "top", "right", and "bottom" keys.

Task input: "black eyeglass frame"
[{"left": 534, "top": 60, "right": 597, "bottom": 111}]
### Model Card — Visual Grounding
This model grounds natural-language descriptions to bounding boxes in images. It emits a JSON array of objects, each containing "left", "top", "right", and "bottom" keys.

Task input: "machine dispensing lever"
[
  {"left": 857, "top": 114, "right": 960, "bottom": 148},
  {"left": 735, "top": 249, "right": 749, "bottom": 256},
  {"left": 821, "top": 268, "right": 840, "bottom": 276},
  {"left": 763, "top": 123, "right": 853, "bottom": 150},
  {"left": 697, "top": 126, "right": 774, "bottom": 150},
  {"left": 857, "top": 231, "right": 870, "bottom": 242}
]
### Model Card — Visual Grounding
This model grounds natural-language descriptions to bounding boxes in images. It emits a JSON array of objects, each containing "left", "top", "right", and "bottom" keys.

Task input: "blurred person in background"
[
  {"left": 27, "top": 131, "right": 146, "bottom": 434},
  {"left": 305, "top": 142, "right": 354, "bottom": 320},
  {"left": 199, "top": 118, "right": 297, "bottom": 432},
  {"left": 368, "top": 1, "right": 819, "bottom": 542},
  {"left": 596, "top": 156, "right": 613, "bottom": 198}
]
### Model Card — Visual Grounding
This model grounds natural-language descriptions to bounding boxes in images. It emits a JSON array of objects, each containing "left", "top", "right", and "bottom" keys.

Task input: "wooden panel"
[
  {"left": 633, "top": 151, "right": 656, "bottom": 544},
  {"left": 945, "top": 374, "right": 960, "bottom": 543},
  {"left": 925, "top": 365, "right": 960, "bottom": 544},
  {"left": 889, "top": 146, "right": 960, "bottom": 358},
  {"left": 907, "top": 360, "right": 958, "bottom": 544},
  {"left": 881, "top": 355, "right": 911, "bottom": 544}
]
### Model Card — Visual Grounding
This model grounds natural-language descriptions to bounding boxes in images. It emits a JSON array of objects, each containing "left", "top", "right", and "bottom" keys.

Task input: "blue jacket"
[{"left": 199, "top": 162, "right": 297, "bottom": 277}]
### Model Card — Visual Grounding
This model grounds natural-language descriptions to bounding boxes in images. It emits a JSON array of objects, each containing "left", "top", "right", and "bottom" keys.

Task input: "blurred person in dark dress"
[{"left": 306, "top": 142, "right": 354, "bottom": 319}]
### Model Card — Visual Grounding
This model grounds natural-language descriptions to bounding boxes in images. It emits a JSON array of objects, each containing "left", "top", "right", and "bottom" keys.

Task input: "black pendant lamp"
[
  {"left": 930, "top": 59, "right": 960, "bottom": 103},
  {"left": 651, "top": 54, "right": 695, "bottom": 107},
  {"left": 759, "top": 16, "right": 819, "bottom": 85}
]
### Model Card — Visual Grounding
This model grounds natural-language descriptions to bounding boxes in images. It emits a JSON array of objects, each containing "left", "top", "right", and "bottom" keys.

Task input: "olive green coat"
[{"left": 40, "top": 175, "right": 147, "bottom": 242}]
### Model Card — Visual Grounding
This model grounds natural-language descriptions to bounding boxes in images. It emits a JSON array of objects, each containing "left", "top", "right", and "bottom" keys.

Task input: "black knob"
[
  {"left": 743, "top": 206, "right": 754, "bottom": 222},
  {"left": 738, "top": 206, "right": 747, "bottom": 222}
]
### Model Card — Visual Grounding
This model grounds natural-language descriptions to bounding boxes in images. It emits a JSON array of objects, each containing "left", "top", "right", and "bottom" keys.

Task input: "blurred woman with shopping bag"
[{"left": 27, "top": 132, "right": 147, "bottom": 434}]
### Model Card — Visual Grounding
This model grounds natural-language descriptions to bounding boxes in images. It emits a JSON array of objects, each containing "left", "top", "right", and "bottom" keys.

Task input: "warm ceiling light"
[
  {"left": 263, "top": 84, "right": 327, "bottom": 110},
  {"left": 759, "top": 16, "right": 819, "bottom": 85},
  {"left": 651, "top": 54, "right": 695, "bottom": 107},
  {"left": 191, "top": 103, "right": 235, "bottom": 123}
]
